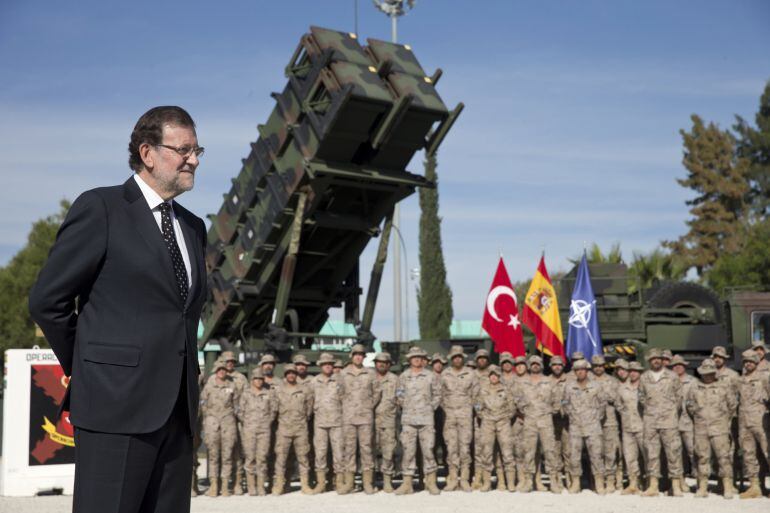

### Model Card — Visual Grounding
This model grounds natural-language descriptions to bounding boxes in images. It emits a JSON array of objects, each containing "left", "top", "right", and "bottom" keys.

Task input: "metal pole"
[{"left": 391, "top": 12, "right": 403, "bottom": 343}]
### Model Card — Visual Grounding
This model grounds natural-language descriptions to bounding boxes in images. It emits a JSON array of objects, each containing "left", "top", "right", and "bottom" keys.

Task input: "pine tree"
[
  {"left": 0, "top": 200, "right": 70, "bottom": 352},
  {"left": 664, "top": 115, "right": 750, "bottom": 275},
  {"left": 734, "top": 80, "right": 770, "bottom": 219},
  {"left": 417, "top": 152, "right": 453, "bottom": 340}
]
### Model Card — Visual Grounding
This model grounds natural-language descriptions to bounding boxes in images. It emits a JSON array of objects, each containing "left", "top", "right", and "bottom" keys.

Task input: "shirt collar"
[{"left": 133, "top": 173, "right": 173, "bottom": 211}]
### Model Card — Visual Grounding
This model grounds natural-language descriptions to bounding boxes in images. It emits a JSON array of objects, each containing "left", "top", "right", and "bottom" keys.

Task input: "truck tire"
[{"left": 647, "top": 282, "right": 724, "bottom": 324}]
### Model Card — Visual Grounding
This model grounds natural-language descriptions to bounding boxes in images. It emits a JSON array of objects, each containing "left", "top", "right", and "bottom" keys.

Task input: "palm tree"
[{"left": 628, "top": 249, "right": 687, "bottom": 292}]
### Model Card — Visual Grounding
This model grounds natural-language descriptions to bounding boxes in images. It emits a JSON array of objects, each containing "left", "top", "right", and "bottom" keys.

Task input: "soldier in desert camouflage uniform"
[
  {"left": 214, "top": 351, "right": 248, "bottom": 495},
  {"left": 712, "top": 346, "right": 740, "bottom": 397},
  {"left": 395, "top": 346, "right": 442, "bottom": 495},
  {"left": 750, "top": 340, "right": 769, "bottom": 374},
  {"left": 616, "top": 360, "right": 645, "bottom": 495},
  {"left": 340, "top": 344, "right": 381, "bottom": 494},
  {"left": 512, "top": 355, "right": 563, "bottom": 493},
  {"left": 562, "top": 359, "right": 607, "bottom": 495},
  {"left": 259, "top": 353, "right": 279, "bottom": 389},
  {"left": 431, "top": 353, "right": 448, "bottom": 470},
  {"left": 238, "top": 368, "right": 276, "bottom": 496},
  {"left": 686, "top": 358, "right": 738, "bottom": 499},
  {"left": 440, "top": 345, "right": 479, "bottom": 492},
  {"left": 272, "top": 364, "right": 314, "bottom": 496},
  {"left": 507, "top": 355, "right": 529, "bottom": 490},
  {"left": 737, "top": 349, "right": 770, "bottom": 499},
  {"left": 639, "top": 347, "right": 684, "bottom": 497},
  {"left": 471, "top": 349, "right": 492, "bottom": 489},
  {"left": 201, "top": 359, "right": 238, "bottom": 497},
  {"left": 549, "top": 355, "right": 571, "bottom": 488},
  {"left": 333, "top": 359, "right": 344, "bottom": 374},
  {"left": 475, "top": 365, "right": 516, "bottom": 493},
  {"left": 591, "top": 354, "right": 621, "bottom": 493},
  {"left": 670, "top": 355, "right": 696, "bottom": 477},
  {"left": 374, "top": 352, "right": 399, "bottom": 493},
  {"left": 309, "top": 353, "right": 345, "bottom": 494},
  {"left": 293, "top": 354, "right": 312, "bottom": 385}
]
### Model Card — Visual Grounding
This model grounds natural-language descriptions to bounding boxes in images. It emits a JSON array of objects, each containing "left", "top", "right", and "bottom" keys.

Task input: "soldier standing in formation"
[
  {"left": 258, "top": 353, "right": 278, "bottom": 389},
  {"left": 686, "top": 358, "right": 738, "bottom": 499},
  {"left": 201, "top": 358, "right": 238, "bottom": 497},
  {"left": 616, "top": 360, "right": 645, "bottom": 494},
  {"left": 395, "top": 346, "right": 441, "bottom": 495},
  {"left": 471, "top": 349, "right": 492, "bottom": 489},
  {"left": 548, "top": 356, "right": 571, "bottom": 488},
  {"left": 440, "top": 345, "right": 479, "bottom": 492},
  {"left": 374, "top": 352, "right": 399, "bottom": 492},
  {"left": 432, "top": 353, "right": 448, "bottom": 470},
  {"left": 751, "top": 340, "right": 769, "bottom": 373},
  {"left": 238, "top": 368, "right": 275, "bottom": 496},
  {"left": 475, "top": 365, "right": 516, "bottom": 492},
  {"left": 272, "top": 364, "right": 313, "bottom": 495},
  {"left": 670, "top": 355, "right": 696, "bottom": 477},
  {"left": 310, "top": 353, "right": 345, "bottom": 494},
  {"left": 737, "top": 349, "right": 770, "bottom": 498},
  {"left": 590, "top": 354, "right": 621, "bottom": 493}
]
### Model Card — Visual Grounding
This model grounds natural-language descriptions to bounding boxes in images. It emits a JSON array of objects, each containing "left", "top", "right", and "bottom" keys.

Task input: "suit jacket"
[{"left": 29, "top": 176, "right": 207, "bottom": 435}]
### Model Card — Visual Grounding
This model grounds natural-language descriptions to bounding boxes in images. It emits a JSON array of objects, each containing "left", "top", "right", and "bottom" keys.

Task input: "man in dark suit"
[{"left": 29, "top": 106, "right": 208, "bottom": 513}]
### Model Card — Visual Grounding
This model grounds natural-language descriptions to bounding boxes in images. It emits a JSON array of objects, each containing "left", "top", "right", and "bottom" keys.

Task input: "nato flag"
[{"left": 566, "top": 254, "right": 603, "bottom": 361}]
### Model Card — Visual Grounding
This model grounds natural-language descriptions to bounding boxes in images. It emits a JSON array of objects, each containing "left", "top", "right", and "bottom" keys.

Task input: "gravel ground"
[{"left": 2, "top": 486, "right": 768, "bottom": 513}]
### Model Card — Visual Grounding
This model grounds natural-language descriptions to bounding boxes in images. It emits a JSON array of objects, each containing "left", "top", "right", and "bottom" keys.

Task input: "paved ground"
[{"left": 2, "top": 486, "right": 768, "bottom": 513}]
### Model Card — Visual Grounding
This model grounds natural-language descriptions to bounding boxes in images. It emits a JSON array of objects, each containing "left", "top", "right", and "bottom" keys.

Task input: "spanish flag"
[{"left": 521, "top": 256, "right": 565, "bottom": 357}]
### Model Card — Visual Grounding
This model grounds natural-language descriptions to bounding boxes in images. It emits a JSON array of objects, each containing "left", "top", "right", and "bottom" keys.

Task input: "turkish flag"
[{"left": 482, "top": 258, "right": 525, "bottom": 356}]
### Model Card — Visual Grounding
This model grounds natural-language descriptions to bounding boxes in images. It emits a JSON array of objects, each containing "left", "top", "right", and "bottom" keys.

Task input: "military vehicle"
[
  {"left": 556, "top": 262, "right": 770, "bottom": 368},
  {"left": 198, "top": 26, "right": 463, "bottom": 372}
]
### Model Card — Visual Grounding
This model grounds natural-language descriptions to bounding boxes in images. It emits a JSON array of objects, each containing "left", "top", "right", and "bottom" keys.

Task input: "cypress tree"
[{"left": 417, "top": 152, "right": 453, "bottom": 340}]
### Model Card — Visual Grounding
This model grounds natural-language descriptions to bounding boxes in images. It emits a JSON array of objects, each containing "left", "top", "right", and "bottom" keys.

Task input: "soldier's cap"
[
  {"left": 628, "top": 361, "right": 644, "bottom": 372},
  {"left": 259, "top": 354, "right": 277, "bottom": 365},
  {"left": 283, "top": 363, "right": 298, "bottom": 376},
  {"left": 711, "top": 346, "right": 729, "bottom": 359},
  {"left": 513, "top": 355, "right": 528, "bottom": 365},
  {"left": 250, "top": 368, "right": 264, "bottom": 380},
  {"left": 431, "top": 352, "right": 447, "bottom": 364},
  {"left": 661, "top": 349, "right": 673, "bottom": 360},
  {"left": 213, "top": 359, "right": 228, "bottom": 372},
  {"left": 572, "top": 360, "right": 591, "bottom": 371},
  {"left": 405, "top": 346, "right": 428, "bottom": 360},
  {"left": 499, "top": 353, "right": 515, "bottom": 365},
  {"left": 317, "top": 352, "right": 336, "bottom": 365},
  {"left": 448, "top": 345, "right": 465, "bottom": 360},
  {"left": 527, "top": 355, "right": 543, "bottom": 366},
  {"left": 292, "top": 354, "right": 310, "bottom": 365},
  {"left": 670, "top": 354, "right": 688, "bottom": 367},
  {"left": 221, "top": 351, "right": 237, "bottom": 362},
  {"left": 475, "top": 349, "right": 490, "bottom": 360},
  {"left": 549, "top": 355, "right": 565, "bottom": 367},
  {"left": 571, "top": 351, "right": 585, "bottom": 361},
  {"left": 487, "top": 365, "right": 502, "bottom": 376},
  {"left": 591, "top": 354, "right": 606, "bottom": 366},
  {"left": 466, "top": 360, "right": 478, "bottom": 368},
  {"left": 614, "top": 359, "right": 629, "bottom": 370},
  {"left": 333, "top": 359, "right": 344, "bottom": 368},
  {"left": 697, "top": 358, "right": 717, "bottom": 375},
  {"left": 374, "top": 351, "right": 392, "bottom": 363},
  {"left": 350, "top": 343, "right": 367, "bottom": 356},
  {"left": 645, "top": 347, "right": 663, "bottom": 361},
  {"left": 751, "top": 339, "right": 767, "bottom": 351},
  {"left": 742, "top": 349, "right": 760, "bottom": 364}
]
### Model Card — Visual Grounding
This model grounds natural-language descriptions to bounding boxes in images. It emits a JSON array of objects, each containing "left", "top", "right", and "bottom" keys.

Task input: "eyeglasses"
[{"left": 156, "top": 144, "right": 205, "bottom": 159}]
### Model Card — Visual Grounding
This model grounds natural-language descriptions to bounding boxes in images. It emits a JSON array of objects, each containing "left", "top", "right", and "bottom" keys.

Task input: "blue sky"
[{"left": 2, "top": 0, "right": 769, "bottom": 341}]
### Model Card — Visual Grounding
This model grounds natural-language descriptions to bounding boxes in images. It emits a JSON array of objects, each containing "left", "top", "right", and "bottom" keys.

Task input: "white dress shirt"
[{"left": 133, "top": 174, "right": 193, "bottom": 290}]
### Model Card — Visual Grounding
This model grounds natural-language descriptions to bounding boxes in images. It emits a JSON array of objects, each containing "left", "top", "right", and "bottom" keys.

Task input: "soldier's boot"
[
  {"left": 642, "top": 477, "right": 659, "bottom": 497},
  {"left": 740, "top": 477, "right": 762, "bottom": 499},
  {"left": 300, "top": 472, "right": 314, "bottom": 495},
  {"left": 568, "top": 474, "right": 581, "bottom": 494},
  {"left": 722, "top": 477, "right": 735, "bottom": 499},
  {"left": 256, "top": 475, "right": 267, "bottom": 496},
  {"left": 444, "top": 466, "right": 459, "bottom": 492},
  {"left": 506, "top": 471, "right": 517, "bottom": 492},
  {"left": 550, "top": 473, "right": 563, "bottom": 494},
  {"left": 517, "top": 473, "right": 533, "bottom": 493},
  {"left": 535, "top": 469, "right": 547, "bottom": 492},
  {"left": 220, "top": 480, "right": 231, "bottom": 498},
  {"left": 233, "top": 468, "right": 245, "bottom": 495},
  {"left": 205, "top": 478, "right": 219, "bottom": 497},
  {"left": 335, "top": 473, "right": 348, "bottom": 495},
  {"left": 394, "top": 475, "right": 414, "bottom": 495},
  {"left": 383, "top": 475, "right": 394, "bottom": 494},
  {"left": 191, "top": 473, "right": 199, "bottom": 497},
  {"left": 695, "top": 477, "right": 708, "bottom": 498},
  {"left": 460, "top": 466, "right": 473, "bottom": 492},
  {"left": 480, "top": 470, "right": 492, "bottom": 492},
  {"left": 605, "top": 475, "right": 616, "bottom": 494},
  {"left": 344, "top": 471, "right": 356, "bottom": 494},
  {"left": 312, "top": 470, "right": 327, "bottom": 494},
  {"left": 362, "top": 470, "right": 378, "bottom": 495},
  {"left": 425, "top": 472, "right": 441, "bottom": 495},
  {"left": 594, "top": 474, "right": 606, "bottom": 495},
  {"left": 671, "top": 477, "right": 684, "bottom": 497},
  {"left": 246, "top": 474, "right": 257, "bottom": 496},
  {"left": 272, "top": 476, "right": 285, "bottom": 496},
  {"left": 621, "top": 474, "right": 639, "bottom": 495},
  {"left": 496, "top": 466, "right": 506, "bottom": 491},
  {"left": 471, "top": 470, "right": 482, "bottom": 490}
]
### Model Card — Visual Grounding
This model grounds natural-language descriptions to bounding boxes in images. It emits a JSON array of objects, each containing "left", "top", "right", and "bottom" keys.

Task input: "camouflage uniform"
[
  {"left": 397, "top": 365, "right": 441, "bottom": 477},
  {"left": 273, "top": 369, "right": 313, "bottom": 488},
  {"left": 341, "top": 363, "right": 380, "bottom": 473},
  {"left": 201, "top": 364, "right": 238, "bottom": 495},
  {"left": 215, "top": 351, "right": 248, "bottom": 495},
  {"left": 591, "top": 355, "right": 621, "bottom": 484},
  {"left": 671, "top": 356, "right": 696, "bottom": 476},
  {"left": 549, "top": 358, "right": 571, "bottom": 480},
  {"left": 712, "top": 346, "right": 740, "bottom": 398},
  {"left": 374, "top": 356, "right": 399, "bottom": 480},
  {"left": 737, "top": 350, "right": 770, "bottom": 483},
  {"left": 311, "top": 371, "right": 344, "bottom": 475},
  {"left": 237, "top": 371, "right": 276, "bottom": 492},
  {"left": 615, "top": 371, "right": 645, "bottom": 480},
  {"left": 507, "top": 356, "right": 529, "bottom": 484},
  {"left": 440, "top": 349, "right": 479, "bottom": 477},
  {"left": 561, "top": 363, "right": 606, "bottom": 482},
  {"left": 476, "top": 367, "right": 516, "bottom": 478},
  {"left": 638, "top": 359, "right": 683, "bottom": 480}
]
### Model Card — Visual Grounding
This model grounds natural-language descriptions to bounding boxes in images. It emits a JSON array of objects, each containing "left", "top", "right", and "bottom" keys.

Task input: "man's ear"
[{"left": 139, "top": 143, "right": 155, "bottom": 171}]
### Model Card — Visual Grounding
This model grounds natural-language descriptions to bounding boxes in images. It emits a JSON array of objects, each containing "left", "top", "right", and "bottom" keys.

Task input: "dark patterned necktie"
[{"left": 159, "top": 202, "right": 189, "bottom": 303}]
